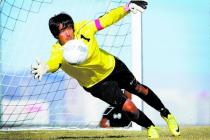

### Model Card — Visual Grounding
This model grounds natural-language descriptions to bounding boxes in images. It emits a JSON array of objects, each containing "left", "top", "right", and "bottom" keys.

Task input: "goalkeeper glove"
[
  {"left": 31, "top": 58, "right": 49, "bottom": 80},
  {"left": 128, "top": 0, "right": 148, "bottom": 14}
]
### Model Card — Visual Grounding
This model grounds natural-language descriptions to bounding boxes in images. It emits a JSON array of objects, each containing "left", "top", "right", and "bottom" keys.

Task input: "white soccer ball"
[{"left": 63, "top": 39, "right": 88, "bottom": 64}]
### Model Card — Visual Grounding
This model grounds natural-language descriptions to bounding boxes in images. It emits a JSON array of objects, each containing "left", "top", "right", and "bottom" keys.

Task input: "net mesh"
[
  {"left": 0, "top": 0, "right": 132, "bottom": 128},
  {"left": 0, "top": 0, "right": 53, "bottom": 40}
]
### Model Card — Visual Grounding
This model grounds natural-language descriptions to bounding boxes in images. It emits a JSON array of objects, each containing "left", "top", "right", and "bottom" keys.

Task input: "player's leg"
[
  {"left": 127, "top": 81, "right": 180, "bottom": 136},
  {"left": 121, "top": 98, "right": 159, "bottom": 138},
  {"left": 83, "top": 80, "right": 159, "bottom": 138},
  {"left": 127, "top": 81, "right": 170, "bottom": 117},
  {"left": 112, "top": 57, "right": 180, "bottom": 136},
  {"left": 111, "top": 58, "right": 170, "bottom": 115}
]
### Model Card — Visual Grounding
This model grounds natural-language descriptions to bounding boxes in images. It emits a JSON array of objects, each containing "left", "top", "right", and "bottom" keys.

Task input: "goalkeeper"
[{"left": 32, "top": 0, "right": 180, "bottom": 138}]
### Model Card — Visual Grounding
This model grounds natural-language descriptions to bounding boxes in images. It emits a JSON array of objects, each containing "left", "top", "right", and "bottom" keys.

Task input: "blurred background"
[{"left": 0, "top": 0, "right": 210, "bottom": 128}]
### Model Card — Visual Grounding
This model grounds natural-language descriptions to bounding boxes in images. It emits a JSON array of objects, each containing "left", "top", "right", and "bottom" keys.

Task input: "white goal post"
[{"left": 131, "top": 12, "right": 143, "bottom": 130}]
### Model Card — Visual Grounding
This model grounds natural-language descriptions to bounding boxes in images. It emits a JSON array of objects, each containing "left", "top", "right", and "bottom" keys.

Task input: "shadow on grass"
[{"left": 57, "top": 135, "right": 134, "bottom": 139}]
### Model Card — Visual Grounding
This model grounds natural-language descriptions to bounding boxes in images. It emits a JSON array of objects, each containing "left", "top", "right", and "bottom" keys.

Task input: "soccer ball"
[{"left": 63, "top": 39, "right": 88, "bottom": 64}]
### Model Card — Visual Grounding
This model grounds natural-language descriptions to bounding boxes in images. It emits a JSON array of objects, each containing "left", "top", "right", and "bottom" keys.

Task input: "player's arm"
[
  {"left": 93, "top": 6, "right": 129, "bottom": 32},
  {"left": 124, "top": 90, "right": 132, "bottom": 99},
  {"left": 31, "top": 43, "right": 62, "bottom": 80},
  {"left": 93, "top": 0, "right": 148, "bottom": 32},
  {"left": 47, "top": 44, "right": 63, "bottom": 72},
  {"left": 99, "top": 117, "right": 110, "bottom": 128},
  {"left": 99, "top": 106, "right": 113, "bottom": 128}
]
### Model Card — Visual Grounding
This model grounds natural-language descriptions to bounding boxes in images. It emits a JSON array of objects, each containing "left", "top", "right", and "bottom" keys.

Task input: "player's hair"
[{"left": 49, "top": 13, "right": 74, "bottom": 39}]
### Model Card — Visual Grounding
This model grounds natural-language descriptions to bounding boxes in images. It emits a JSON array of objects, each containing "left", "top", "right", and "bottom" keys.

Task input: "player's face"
[{"left": 58, "top": 23, "right": 74, "bottom": 45}]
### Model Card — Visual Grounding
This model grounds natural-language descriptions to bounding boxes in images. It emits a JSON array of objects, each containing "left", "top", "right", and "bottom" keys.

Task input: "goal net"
[{"left": 0, "top": 0, "right": 142, "bottom": 129}]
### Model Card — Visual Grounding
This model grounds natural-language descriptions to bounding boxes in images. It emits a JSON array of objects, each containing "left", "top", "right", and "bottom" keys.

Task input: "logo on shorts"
[{"left": 129, "top": 78, "right": 136, "bottom": 85}]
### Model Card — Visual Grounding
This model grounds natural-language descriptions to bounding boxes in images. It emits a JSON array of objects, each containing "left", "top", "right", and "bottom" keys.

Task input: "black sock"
[
  {"left": 125, "top": 109, "right": 154, "bottom": 128},
  {"left": 135, "top": 85, "right": 171, "bottom": 116},
  {"left": 160, "top": 108, "right": 170, "bottom": 118}
]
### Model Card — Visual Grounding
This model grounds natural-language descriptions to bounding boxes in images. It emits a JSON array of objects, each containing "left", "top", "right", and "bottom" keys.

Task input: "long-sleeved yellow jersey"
[{"left": 47, "top": 6, "right": 129, "bottom": 88}]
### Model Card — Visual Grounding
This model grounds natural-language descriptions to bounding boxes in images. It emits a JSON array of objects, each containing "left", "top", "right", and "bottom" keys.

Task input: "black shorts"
[{"left": 83, "top": 57, "right": 140, "bottom": 108}]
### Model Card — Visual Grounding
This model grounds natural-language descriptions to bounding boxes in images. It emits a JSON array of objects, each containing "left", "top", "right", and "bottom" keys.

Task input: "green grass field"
[{"left": 1, "top": 126, "right": 210, "bottom": 140}]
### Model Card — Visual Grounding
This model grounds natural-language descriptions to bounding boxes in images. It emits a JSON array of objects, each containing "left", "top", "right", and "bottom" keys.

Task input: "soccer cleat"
[
  {"left": 147, "top": 125, "right": 159, "bottom": 139},
  {"left": 162, "top": 114, "right": 180, "bottom": 136}
]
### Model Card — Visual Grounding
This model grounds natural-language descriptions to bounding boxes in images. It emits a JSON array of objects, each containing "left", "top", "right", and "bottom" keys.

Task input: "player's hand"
[
  {"left": 31, "top": 58, "right": 49, "bottom": 81},
  {"left": 129, "top": 0, "right": 148, "bottom": 14}
]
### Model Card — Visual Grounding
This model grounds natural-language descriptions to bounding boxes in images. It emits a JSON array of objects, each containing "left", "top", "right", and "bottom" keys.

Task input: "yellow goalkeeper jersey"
[{"left": 47, "top": 6, "right": 129, "bottom": 88}]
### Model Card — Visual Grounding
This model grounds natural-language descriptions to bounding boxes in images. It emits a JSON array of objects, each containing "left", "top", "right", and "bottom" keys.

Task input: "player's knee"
[
  {"left": 122, "top": 99, "right": 139, "bottom": 120},
  {"left": 135, "top": 84, "right": 149, "bottom": 96},
  {"left": 122, "top": 99, "right": 138, "bottom": 113}
]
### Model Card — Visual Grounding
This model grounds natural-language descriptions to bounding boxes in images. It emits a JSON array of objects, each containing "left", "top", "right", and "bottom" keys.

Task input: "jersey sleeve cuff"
[
  {"left": 124, "top": 3, "right": 130, "bottom": 12},
  {"left": 94, "top": 18, "right": 103, "bottom": 31}
]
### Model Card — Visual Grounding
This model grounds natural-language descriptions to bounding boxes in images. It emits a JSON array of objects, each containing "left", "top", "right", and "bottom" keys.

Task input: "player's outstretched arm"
[
  {"left": 31, "top": 44, "right": 64, "bottom": 81},
  {"left": 93, "top": 6, "right": 129, "bottom": 32},
  {"left": 93, "top": 0, "right": 148, "bottom": 32}
]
